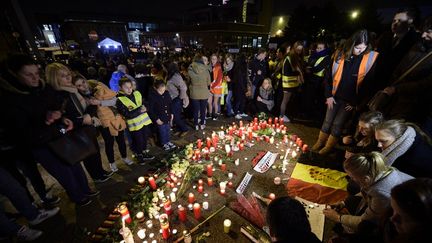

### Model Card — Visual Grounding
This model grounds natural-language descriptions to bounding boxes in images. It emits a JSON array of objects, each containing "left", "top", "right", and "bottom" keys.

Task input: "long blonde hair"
[
  {"left": 45, "top": 62, "right": 71, "bottom": 90},
  {"left": 375, "top": 120, "right": 432, "bottom": 146},
  {"left": 344, "top": 152, "right": 389, "bottom": 182}
]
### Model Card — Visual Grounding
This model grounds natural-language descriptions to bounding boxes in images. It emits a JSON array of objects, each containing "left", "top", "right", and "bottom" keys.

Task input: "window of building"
[{"left": 128, "top": 22, "right": 143, "bottom": 29}]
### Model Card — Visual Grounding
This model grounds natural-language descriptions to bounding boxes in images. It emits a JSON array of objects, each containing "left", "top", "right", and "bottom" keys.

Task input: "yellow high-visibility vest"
[
  {"left": 118, "top": 91, "right": 152, "bottom": 131},
  {"left": 313, "top": 56, "right": 327, "bottom": 77},
  {"left": 282, "top": 56, "right": 299, "bottom": 88}
]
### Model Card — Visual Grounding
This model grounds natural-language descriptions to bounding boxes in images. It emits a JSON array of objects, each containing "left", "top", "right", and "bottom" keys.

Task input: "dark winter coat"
[{"left": 148, "top": 88, "right": 172, "bottom": 124}]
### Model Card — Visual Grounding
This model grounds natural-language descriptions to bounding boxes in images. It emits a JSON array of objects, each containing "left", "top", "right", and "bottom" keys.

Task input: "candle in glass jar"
[
  {"left": 137, "top": 229, "right": 146, "bottom": 239},
  {"left": 136, "top": 211, "right": 144, "bottom": 222},
  {"left": 238, "top": 128, "right": 243, "bottom": 137},
  {"left": 159, "top": 214, "right": 170, "bottom": 240},
  {"left": 197, "top": 185, "right": 203, "bottom": 193},
  {"left": 197, "top": 139, "right": 202, "bottom": 149},
  {"left": 207, "top": 177, "right": 213, "bottom": 186},
  {"left": 178, "top": 205, "right": 187, "bottom": 222},
  {"left": 188, "top": 193, "right": 195, "bottom": 203},
  {"left": 163, "top": 198, "right": 172, "bottom": 215},
  {"left": 221, "top": 163, "right": 226, "bottom": 171},
  {"left": 198, "top": 179, "right": 204, "bottom": 186},
  {"left": 206, "top": 137, "right": 211, "bottom": 148},
  {"left": 202, "top": 201, "right": 209, "bottom": 210},
  {"left": 118, "top": 204, "right": 132, "bottom": 224},
  {"left": 234, "top": 159, "right": 240, "bottom": 166},
  {"left": 268, "top": 117, "right": 273, "bottom": 125},
  {"left": 193, "top": 203, "right": 201, "bottom": 219},
  {"left": 170, "top": 192, "right": 176, "bottom": 202},
  {"left": 223, "top": 219, "right": 232, "bottom": 233},
  {"left": 239, "top": 142, "right": 244, "bottom": 151},
  {"left": 206, "top": 164, "right": 213, "bottom": 177},
  {"left": 138, "top": 176, "right": 145, "bottom": 185},
  {"left": 228, "top": 173, "right": 233, "bottom": 179},
  {"left": 148, "top": 177, "right": 157, "bottom": 190}
]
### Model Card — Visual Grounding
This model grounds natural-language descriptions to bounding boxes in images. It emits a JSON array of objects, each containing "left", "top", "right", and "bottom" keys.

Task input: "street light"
[
  {"left": 279, "top": 17, "right": 283, "bottom": 24},
  {"left": 276, "top": 29, "right": 282, "bottom": 36},
  {"left": 351, "top": 10, "right": 359, "bottom": 19}
]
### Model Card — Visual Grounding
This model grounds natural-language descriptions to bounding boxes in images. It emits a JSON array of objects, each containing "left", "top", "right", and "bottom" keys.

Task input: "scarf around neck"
[
  {"left": 382, "top": 126, "right": 416, "bottom": 166},
  {"left": 59, "top": 85, "right": 87, "bottom": 114}
]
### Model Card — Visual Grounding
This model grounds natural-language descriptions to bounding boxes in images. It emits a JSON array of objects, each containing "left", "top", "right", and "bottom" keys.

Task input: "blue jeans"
[
  {"left": 321, "top": 98, "right": 353, "bottom": 137},
  {"left": 171, "top": 97, "right": 189, "bottom": 132},
  {"left": 191, "top": 99, "right": 207, "bottom": 126},
  {"left": 0, "top": 167, "right": 39, "bottom": 237},
  {"left": 158, "top": 124, "right": 171, "bottom": 145},
  {"left": 226, "top": 90, "right": 234, "bottom": 115},
  {"left": 32, "top": 147, "right": 91, "bottom": 203}
]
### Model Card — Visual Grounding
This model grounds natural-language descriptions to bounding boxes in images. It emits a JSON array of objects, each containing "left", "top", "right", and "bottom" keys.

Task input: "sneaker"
[
  {"left": 28, "top": 207, "right": 60, "bottom": 225},
  {"left": 205, "top": 114, "right": 212, "bottom": 119},
  {"left": 163, "top": 144, "right": 171, "bottom": 151},
  {"left": 122, "top": 157, "right": 134, "bottom": 165},
  {"left": 235, "top": 114, "right": 242, "bottom": 119},
  {"left": 212, "top": 114, "right": 218, "bottom": 121},
  {"left": 168, "top": 142, "right": 177, "bottom": 149},
  {"left": 282, "top": 115, "right": 291, "bottom": 123},
  {"left": 41, "top": 195, "right": 61, "bottom": 206},
  {"left": 17, "top": 226, "right": 43, "bottom": 241},
  {"left": 240, "top": 113, "right": 248, "bottom": 117},
  {"left": 109, "top": 163, "right": 119, "bottom": 172},
  {"left": 103, "top": 170, "right": 114, "bottom": 177},
  {"left": 94, "top": 175, "right": 110, "bottom": 183},
  {"left": 141, "top": 152, "right": 155, "bottom": 161},
  {"left": 77, "top": 198, "right": 92, "bottom": 206},
  {"left": 86, "top": 190, "right": 101, "bottom": 197},
  {"left": 200, "top": 124, "right": 206, "bottom": 130},
  {"left": 195, "top": 125, "right": 200, "bottom": 131}
]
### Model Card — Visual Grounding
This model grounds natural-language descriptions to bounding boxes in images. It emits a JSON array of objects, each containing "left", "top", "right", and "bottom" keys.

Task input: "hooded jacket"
[{"left": 188, "top": 61, "right": 211, "bottom": 100}]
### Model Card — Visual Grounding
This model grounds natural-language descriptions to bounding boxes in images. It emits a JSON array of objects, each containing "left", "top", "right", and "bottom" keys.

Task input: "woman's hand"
[
  {"left": 182, "top": 97, "right": 190, "bottom": 108},
  {"left": 257, "top": 96, "right": 262, "bottom": 102},
  {"left": 326, "top": 97, "right": 336, "bottom": 110},
  {"left": 140, "top": 106, "right": 147, "bottom": 113},
  {"left": 156, "top": 119, "right": 163, "bottom": 125},
  {"left": 82, "top": 114, "right": 92, "bottom": 125},
  {"left": 88, "top": 98, "right": 101, "bottom": 106},
  {"left": 45, "top": 111, "right": 62, "bottom": 125},
  {"left": 62, "top": 118, "right": 74, "bottom": 132},
  {"left": 323, "top": 208, "right": 342, "bottom": 222}
]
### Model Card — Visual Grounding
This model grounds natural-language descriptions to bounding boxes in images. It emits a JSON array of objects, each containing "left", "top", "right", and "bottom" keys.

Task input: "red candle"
[
  {"left": 198, "top": 185, "right": 204, "bottom": 193},
  {"left": 268, "top": 117, "right": 273, "bottom": 125},
  {"left": 239, "top": 121, "right": 243, "bottom": 128},
  {"left": 188, "top": 193, "right": 195, "bottom": 204},
  {"left": 239, "top": 142, "right": 244, "bottom": 151},
  {"left": 163, "top": 198, "right": 172, "bottom": 215},
  {"left": 221, "top": 163, "right": 227, "bottom": 172},
  {"left": 159, "top": 214, "right": 170, "bottom": 240},
  {"left": 148, "top": 177, "right": 157, "bottom": 190},
  {"left": 238, "top": 128, "right": 243, "bottom": 137},
  {"left": 292, "top": 134, "right": 298, "bottom": 142},
  {"left": 198, "top": 179, "right": 204, "bottom": 186},
  {"left": 118, "top": 204, "right": 131, "bottom": 224},
  {"left": 279, "top": 117, "right": 283, "bottom": 126},
  {"left": 207, "top": 164, "right": 213, "bottom": 177},
  {"left": 212, "top": 135, "right": 218, "bottom": 148},
  {"left": 248, "top": 130, "right": 253, "bottom": 140},
  {"left": 206, "top": 137, "right": 212, "bottom": 148},
  {"left": 193, "top": 203, "right": 201, "bottom": 219},
  {"left": 261, "top": 121, "right": 267, "bottom": 129},
  {"left": 227, "top": 181, "right": 233, "bottom": 188},
  {"left": 228, "top": 127, "right": 233, "bottom": 135},
  {"left": 253, "top": 117, "right": 258, "bottom": 124},
  {"left": 253, "top": 123, "right": 258, "bottom": 131},
  {"left": 275, "top": 117, "right": 279, "bottom": 125},
  {"left": 302, "top": 144, "right": 309, "bottom": 152},
  {"left": 178, "top": 205, "right": 187, "bottom": 222},
  {"left": 207, "top": 177, "right": 213, "bottom": 186},
  {"left": 197, "top": 139, "right": 202, "bottom": 149},
  {"left": 264, "top": 136, "right": 270, "bottom": 143}
]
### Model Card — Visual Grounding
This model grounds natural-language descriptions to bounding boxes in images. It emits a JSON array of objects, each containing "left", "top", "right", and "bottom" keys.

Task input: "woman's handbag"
[{"left": 47, "top": 126, "right": 98, "bottom": 165}]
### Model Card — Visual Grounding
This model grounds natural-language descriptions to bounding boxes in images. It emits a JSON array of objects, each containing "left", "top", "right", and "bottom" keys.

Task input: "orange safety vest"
[
  {"left": 331, "top": 51, "right": 379, "bottom": 95},
  {"left": 210, "top": 63, "right": 223, "bottom": 95}
]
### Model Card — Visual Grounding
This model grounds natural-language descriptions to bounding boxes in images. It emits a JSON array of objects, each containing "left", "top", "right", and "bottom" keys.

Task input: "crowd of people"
[{"left": 0, "top": 7, "right": 431, "bottom": 243}]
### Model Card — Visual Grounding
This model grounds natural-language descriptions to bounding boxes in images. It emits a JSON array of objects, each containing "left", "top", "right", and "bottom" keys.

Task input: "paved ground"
[{"left": 2, "top": 116, "right": 328, "bottom": 243}]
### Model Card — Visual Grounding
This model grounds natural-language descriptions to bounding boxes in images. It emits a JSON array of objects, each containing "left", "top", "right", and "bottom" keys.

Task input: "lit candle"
[
  {"left": 302, "top": 144, "right": 308, "bottom": 152},
  {"left": 202, "top": 201, "right": 209, "bottom": 210},
  {"left": 137, "top": 229, "right": 146, "bottom": 239},
  {"left": 239, "top": 120, "right": 243, "bottom": 128},
  {"left": 198, "top": 185, "right": 204, "bottom": 193},
  {"left": 163, "top": 198, "right": 172, "bottom": 215},
  {"left": 138, "top": 176, "right": 145, "bottom": 185},
  {"left": 206, "top": 137, "right": 211, "bottom": 148},
  {"left": 253, "top": 117, "right": 258, "bottom": 124},
  {"left": 268, "top": 117, "right": 273, "bottom": 125},
  {"left": 227, "top": 181, "right": 233, "bottom": 188},
  {"left": 193, "top": 203, "right": 201, "bottom": 219},
  {"left": 234, "top": 159, "right": 240, "bottom": 166},
  {"left": 146, "top": 220, "right": 153, "bottom": 229},
  {"left": 291, "top": 151, "right": 298, "bottom": 159},
  {"left": 269, "top": 136, "right": 274, "bottom": 144},
  {"left": 248, "top": 129, "right": 253, "bottom": 140},
  {"left": 197, "top": 139, "right": 202, "bottom": 149},
  {"left": 274, "top": 177, "right": 281, "bottom": 185},
  {"left": 275, "top": 117, "right": 279, "bottom": 125},
  {"left": 239, "top": 142, "right": 244, "bottom": 151},
  {"left": 223, "top": 219, "right": 232, "bottom": 233},
  {"left": 228, "top": 173, "right": 233, "bottom": 179},
  {"left": 188, "top": 193, "right": 195, "bottom": 203},
  {"left": 148, "top": 177, "right": 157, "bottom": 190},
  {"left": 188, "top": 204, "right": 193, "bottom": 211},
  {"left": 238, "top": 128, "right": 243, "bottom": 137},
  {"left": 136, "top": 211, "right": 145, "bottom": 222},
  {"left": 207, "top": 164, "right": 213, "bottom": 177},
  {"left": 178, "top": 205, "right": 187, "bottom": 222},
  {"left": 221, "top": 163, "right": 227, "bottom": 172},
  {"left": 159, "top": 214, "right": 170, "bottom": 240},
  {"left": 207, "top": 177, "right": 213, "bottom": 186},
  {"left": 198, "top": 179, "right": 204, "bottom": 186},
  {"left": 118, "top": 204, "right": 132, "bottom": 224},
  {"left": 225, "top": 144, "right": 231, "bottom": 155}
]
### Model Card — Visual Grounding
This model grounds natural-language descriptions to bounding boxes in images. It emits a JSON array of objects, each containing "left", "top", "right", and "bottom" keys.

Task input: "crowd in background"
[{"left": 0, "top": 7, "right": 431, "bottom": 243}]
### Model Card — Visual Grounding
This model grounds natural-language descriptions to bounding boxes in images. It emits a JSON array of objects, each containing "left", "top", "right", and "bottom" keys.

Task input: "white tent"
[{"left": 97, "top": 38, "right": 123, "bottom": 52}]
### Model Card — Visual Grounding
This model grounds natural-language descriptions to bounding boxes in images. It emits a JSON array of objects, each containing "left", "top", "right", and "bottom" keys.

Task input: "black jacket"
[
  {"left": 53, "top": 90, "right": 98, "bottom": 128},
  {"left": 148, "top": 88, "right": 172, "bottom": 124},
  {"left": 249, "top": 56, "right": 268, "bottom": 86}
]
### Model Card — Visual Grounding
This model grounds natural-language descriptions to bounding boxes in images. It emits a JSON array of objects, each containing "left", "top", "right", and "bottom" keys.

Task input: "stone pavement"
[{"left": 2, "top": 116, "right": 326, "bottom": 243}]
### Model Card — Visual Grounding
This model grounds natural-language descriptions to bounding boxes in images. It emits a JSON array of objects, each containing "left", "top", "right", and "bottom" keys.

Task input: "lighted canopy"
[{"left": 97, "top": 37, "right": 122, "bottom": 49}]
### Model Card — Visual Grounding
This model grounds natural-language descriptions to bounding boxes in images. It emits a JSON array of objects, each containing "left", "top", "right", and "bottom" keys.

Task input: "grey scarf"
[{"left": 382, "top": 126, "right": 416, "bottom": 166}]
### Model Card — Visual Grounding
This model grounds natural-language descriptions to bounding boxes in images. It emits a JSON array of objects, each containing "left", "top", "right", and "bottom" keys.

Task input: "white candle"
[
  {"left": 234, "top": 159, "right": 240, "bottom": 166},
  {"left": 170, "top": 192, "right": 177, "bottom": 202},
  {"left": 203, "top": 201, "right": 209, "bottom": 210},
  {"left": 137, "top": 229, "right": 146, "bottom": 239},
  {"left": 138, "top": 176, "right": 145, "bottom": 185},
  {"left": 228, "top": 173, "right": 233, "bottom": 179}
]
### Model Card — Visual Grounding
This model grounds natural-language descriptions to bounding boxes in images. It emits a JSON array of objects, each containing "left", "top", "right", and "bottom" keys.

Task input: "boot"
[
  {"left": 311, "top": 131, "right": 329, "bottom": 151},
  {"left": 319, "top": 135, "right": 338, "bottom": 155}
]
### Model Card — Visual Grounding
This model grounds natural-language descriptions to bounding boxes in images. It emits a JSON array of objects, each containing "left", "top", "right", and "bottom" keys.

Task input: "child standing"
[
  {"left": 148, "top": 79, "right": 177, "bottom": 151},
  {"left": 116, "top": 77, "right": 155, "bottom": 164}
]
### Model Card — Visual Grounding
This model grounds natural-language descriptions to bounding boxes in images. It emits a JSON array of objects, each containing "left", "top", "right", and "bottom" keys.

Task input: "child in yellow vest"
[{"left": 116, "top": 78, "right": 155, "bottom": 164}]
